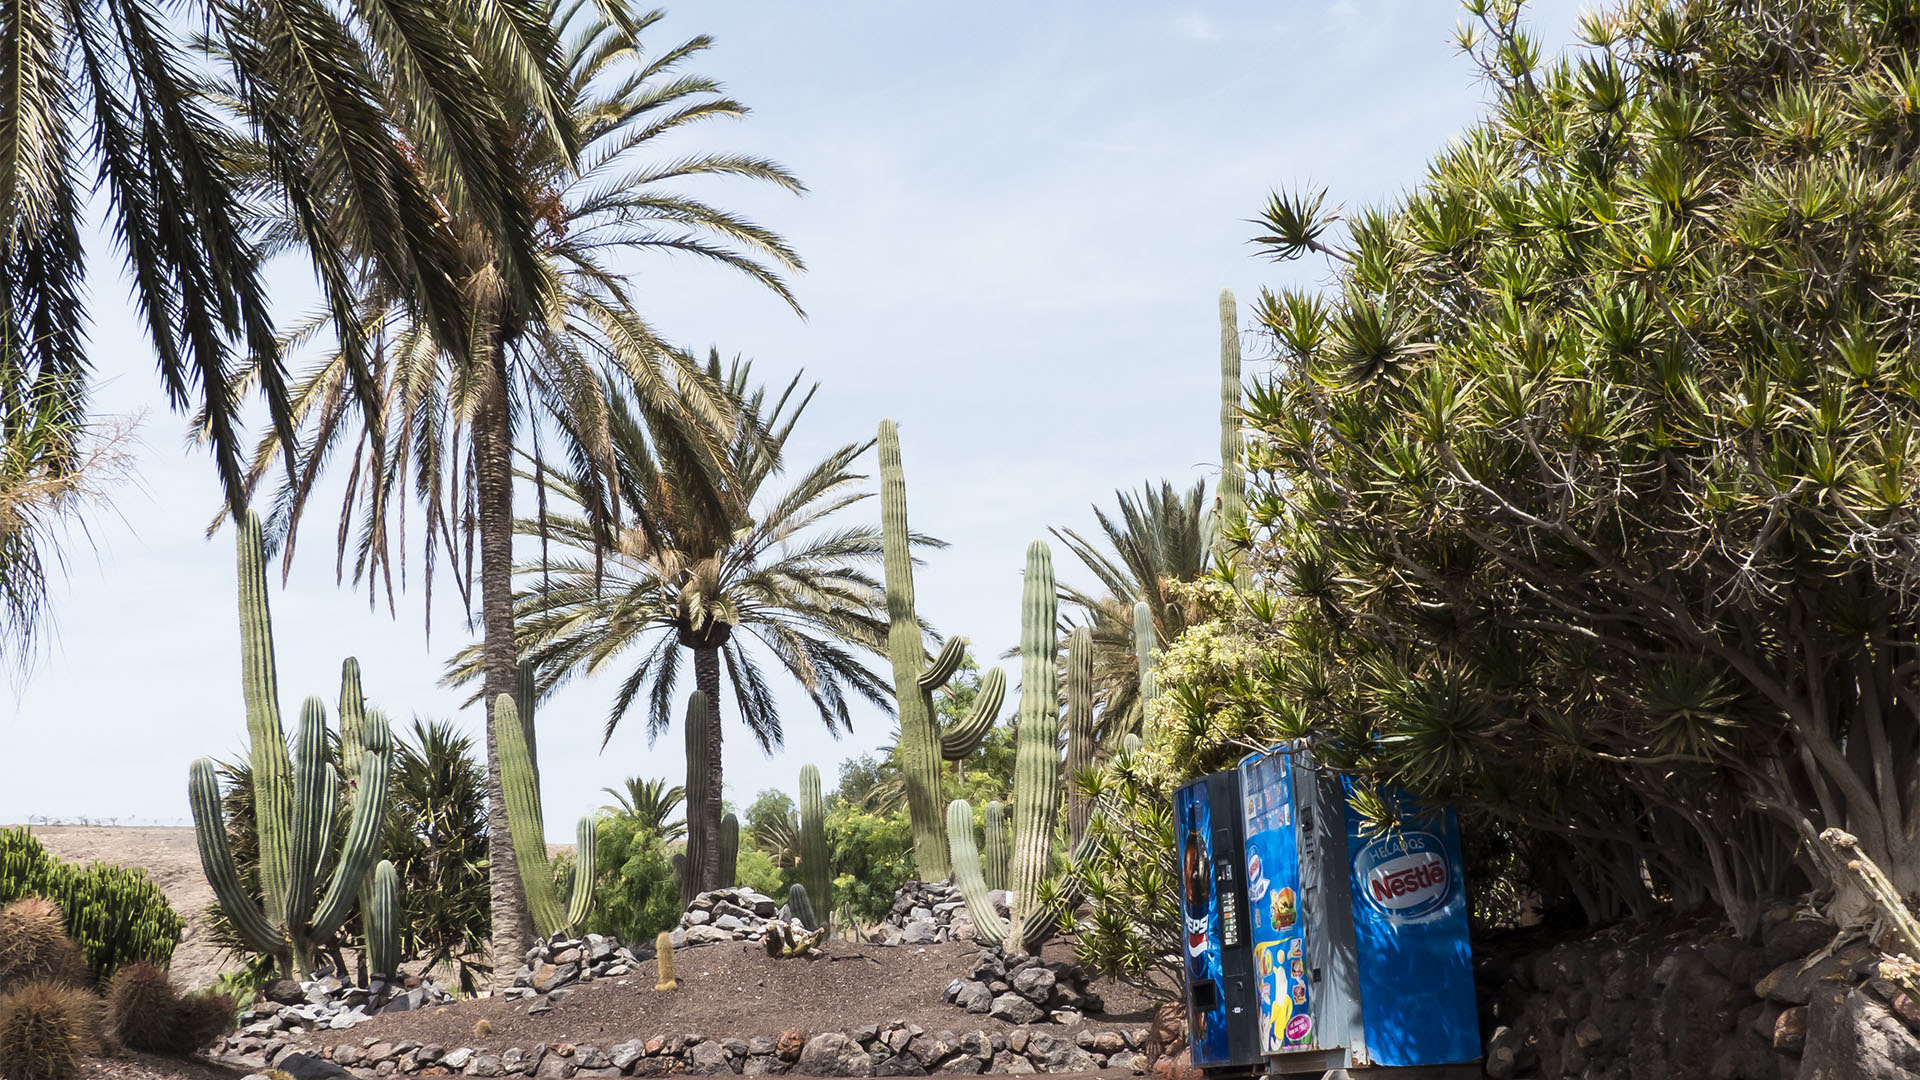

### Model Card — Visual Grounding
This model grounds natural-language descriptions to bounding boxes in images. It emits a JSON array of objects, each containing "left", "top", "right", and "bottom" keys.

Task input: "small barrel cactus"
[
  {"left": 0, "top": 899, "right": 84, "bottom": 992},
  {"left": 654, "top": 931, "right": 678, "bottom": 991},
  {"left": 0, "top": 980, "right": 95, "bottom": 1080}
]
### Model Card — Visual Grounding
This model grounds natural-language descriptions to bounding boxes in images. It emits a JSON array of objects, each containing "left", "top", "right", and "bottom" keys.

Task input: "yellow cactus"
[
  {"left": 655, "top": 931, "right": 679, "bottom": 991},
  {"left": 474, "top": 1019, "right": 492, "bottom": 1038}
]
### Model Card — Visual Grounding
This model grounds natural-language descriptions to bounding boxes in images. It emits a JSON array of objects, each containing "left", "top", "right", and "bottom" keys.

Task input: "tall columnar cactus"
[
  {"left": 878, "top": 420, "right": 1009, "bottom": 879},
  {"left": 1217, "top": 287, "right": 1245, "bottom": 554},
  {"left": 189, "top": 514, "right": 394, "bottom": 978},
  {"left": 496, "top": 694, "right": 597, "bottom": 938},
  {"left": 1134, "top": 600, "right": 1156, "bottom": 721},
  {"left": 983, "top": 801, "right": 1009, "bottom": 892},
  {"left": 798, "top": 765, "right": 831, "bottom": 930},
  {"left": 366, "top": 860, "right": 400, "bottom": 979},
  {"left": 1065, "top": 627, "right": 1095, "bottom": 849},
  {"left": 338, "top": 660, "right": 391, "bottom": 975},
  {"left": 787, "top": 884, "right": 817, "bottom": 932},
  {"left": 1008, "top": 540, "right": 1062, "bottom": 949},
  {"left": 718, "top": 814, "right": 740, "bottom": 889},
  {"left": 946, "top": 800, "right": 1005, "bottom": 947},
  {"left": 681, "top": 693, "right": 712, "bottom": 903}
]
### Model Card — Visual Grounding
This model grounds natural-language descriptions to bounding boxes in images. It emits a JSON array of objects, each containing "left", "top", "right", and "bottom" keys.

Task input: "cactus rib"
[
  {"left": 367, "top": 860, "right": 400, "bottom": 978},
  {"left": 938, "top": 667, "right": 1005, "bottom": 760},
  {"left": 188, "top": 759, "right": 289, "bottom": 964},
  {"left": 1066, "top": 627, "right": 1095, "bottom": 849}
]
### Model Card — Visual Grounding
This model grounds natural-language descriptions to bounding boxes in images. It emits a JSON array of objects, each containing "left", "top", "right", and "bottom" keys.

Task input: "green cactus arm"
[
  {"left": 798, "top": 764, "right": 832, "bottom": 931},
  {"left": 189, "top": 758, "right": 290, "bottom": 961},
  {"left": 1217, "top": 288, "right": 1245, "bottom": 550},
  {"left": 366, "top": 859, "right": 400, "bottom": 978},
  {"left": 238, "top": 512, "right": 295, "bottom": 928},
  {"left": 1066, "top": 627, "right": 1095, "bottom": 849},
  {"left": 983, "top": 801, "right": 1009, "bottom": 892},
  {"left": 1122, "top": 732, "right": 1143, "bottom": 756},
  {"left": 682, "top": 692, "right": 711, "bottom": 901},
  {"left": 515, "top": 658, "right": 540, "bottom": 782},
  {"left": 563, "top": 816, "right": 598, "bottom": 934},
  {"left": 285, "top": 698, "right": 331, "bottom": 930},
  {"left": 495, "top": 693, "right": 564, "bottom": 937},
  {"left": 1133, "top": 601, "right": 1156, "bottom": 715},
  {"left": 339, "top": 659, "right": 368, "bottom": 782},
  {"left": 1008, "top": 540, "right": 1061, "bottom": 950},
  {"left": 879, "top": 420, "right": 948, "bottom": 879},
  {"left": 311, "top": 705, "right": 393, "bottom": 939},
  {"left": 719, "top": 813, "right": 740, "bottom": 889},
  {"left": 918, "top": 636, "right": 967, "bottom": 691},
  {"left": 946, "top": 799, "right": 1006, "bottom": 946},
  {"left": 939, "top": 666, "right": 1005, "bottom": 761}
]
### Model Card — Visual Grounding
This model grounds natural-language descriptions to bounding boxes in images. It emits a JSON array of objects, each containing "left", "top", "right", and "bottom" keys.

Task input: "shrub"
[
  {"left": 0, "top": 900, "right": 86, "bottom": 992},
  {"left": 0, "top": 980, "right": 96, "bottom": 1080},
  {"left": 104, "top": 963, "right": 234, "bottom": 1057},
  {"left": 0, "top": 829, "right": 181, "bottom": 983},
  {"left": 586, "top": 816, "right": 680, "bottom": 943},
  {"left": 824, "top": 806, "right": 913, "bottom": 925}
]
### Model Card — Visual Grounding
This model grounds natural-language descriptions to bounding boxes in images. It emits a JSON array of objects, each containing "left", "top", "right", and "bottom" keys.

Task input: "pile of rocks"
[
  {"left": 505, "top": 932, "right": 652, "bottom": 1002},
  {"left": 674, "top": 887, "right": 799, "bottom": 946},
  {"left": 943, "top": 948, "right": 1102, "bottom": 1025},
  {"left": 220, "top": 973, "right": 454, "bottom": 1055},
  {"left": 272, "top": 1024, "right": 1154, "bottom": 1078},
  {"left": 870, "top": 881, "right": 1008, "bottom": 947}
]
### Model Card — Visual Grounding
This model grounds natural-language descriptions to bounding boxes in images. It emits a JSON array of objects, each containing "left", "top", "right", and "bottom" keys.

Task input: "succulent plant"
[
  {"left": 0, "top": 830, "right": 181, "bottom": 985},
  {"left": 945, "top": 800, "right": 1005, "bottom": 947},
  {"left": 654, "top": 931, "right": 678, "bottom": 991},
  {"left": 0, "top": 980, "right": 94, "bottom": 1080},
  {"left": 682, "top": 693, "right": 712, "bottom": 903},
  {"left": 718, "top": 814, "right": 739, "bottom": 890},
  {"left": 366, "top": 860, "right": 400, "bottom": 979},
  {"left": 982, "top": 801, "right": 1008, "bottom": 893},
  {"left": 104, "top": 963, "right": 233, "bottom": 1057},
  {"left": 1065, "top": 626, "right": 1095, "bottom": 849},
  {"left": 1008, "top": 541, "right": 1063, "bottom": 948},
  {"left": 877, "top": 419, "right": 1009, "bottom": 878},
  {"left": 1133, "top": 600, "right": 1156, "bottom": 713},
  {"left": 0, "top": 899, "right": 84, "bottom": 992},
  {"left": 798, "top": 765, "right": 831, "bottom": 931},
  {"left": 787, "top": 883, "right": 817, "bottom": 932},
  {"left": 1216, "top": 287, "right": 1244, "bottom": 555},
  {"left": 496, "top": 692, "right": 596, "bottom": 939},
  {"left": 763, "top": 920, "right": 827, "bottom": 958},
  {"left": 188, "top": 514, "right": 395, "bottom": 978}
]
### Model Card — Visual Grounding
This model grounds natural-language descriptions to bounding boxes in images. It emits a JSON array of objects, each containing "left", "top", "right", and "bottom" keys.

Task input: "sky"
[{"left": 1, "top": 0, "right": 1585, "bottom": 833}]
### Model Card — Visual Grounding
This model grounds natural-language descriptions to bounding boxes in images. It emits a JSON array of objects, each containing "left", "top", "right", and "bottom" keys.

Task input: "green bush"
[
  {"left": 732, "top": 846, "right": 787, "bottom": 898},
  {"left": 585, "top": 816, "right": 681, "bottom": 944},
  {"left": 824, "top": 806, "right": 913, "bottom": 926},
  {"left": 0, "top": 829, "right": 181, "bottom": 984}
]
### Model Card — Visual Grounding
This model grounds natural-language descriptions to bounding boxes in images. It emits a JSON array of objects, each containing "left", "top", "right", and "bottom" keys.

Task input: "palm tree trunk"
[
  {"left": 694, "top": 645, "right": 724, "bottom": 891},
  {"left": 475, "top": 350, "right": 530, "bottom": 988}
]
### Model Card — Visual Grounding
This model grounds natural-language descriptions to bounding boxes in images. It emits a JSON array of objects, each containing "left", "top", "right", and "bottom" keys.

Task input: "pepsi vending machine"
[
  {"left": 1234, "top": 745, "right": 1479, "bottom": 1074},
  {"left": 1173, "top": 770, "right": 1262, "bottom": 1069}
]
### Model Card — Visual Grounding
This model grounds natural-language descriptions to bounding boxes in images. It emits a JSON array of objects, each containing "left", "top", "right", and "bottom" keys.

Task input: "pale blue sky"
[{"left": 3, "top": 1, "right": 1584, "bottom": 832}]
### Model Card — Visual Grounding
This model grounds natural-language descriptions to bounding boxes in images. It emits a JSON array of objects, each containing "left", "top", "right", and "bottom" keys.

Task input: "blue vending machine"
[
  {"left": 1173, "top": 770, "right": 1263, "bottom": 1069},
  {"left": 1231, "top": 744, "right": 1480, "bottom": 1075}
]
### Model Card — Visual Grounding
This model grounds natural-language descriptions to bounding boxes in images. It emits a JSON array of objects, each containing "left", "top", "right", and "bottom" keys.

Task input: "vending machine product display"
[
  {"left": 1173, "top": 770, "right": 1262, "bottom": 1069},
  {"left": 1178, "top": 745, "right": 1480, "bottom": 1074}
]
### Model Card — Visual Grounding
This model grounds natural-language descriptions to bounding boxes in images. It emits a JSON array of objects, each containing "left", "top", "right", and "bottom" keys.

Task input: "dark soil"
[
  {"left": 304, "top": 939, "right": 1154, "bottom": 1055},
  {"left": 83, "top": 1051, "right": 252, "bottom": 1080}
]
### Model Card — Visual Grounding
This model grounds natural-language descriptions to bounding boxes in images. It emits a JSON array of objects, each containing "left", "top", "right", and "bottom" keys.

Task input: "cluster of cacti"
[
  {"left": 1065, "top": 626, "right": 1095, "bottom": 849},
  {"left": 102, "top": 962, "right": 234, "bottom": 1057},
  {"left": 496, "top": 692, "right": 597, "bottom": 939},
  {"left": 787, "top": 884, "right": 817, "bottom": 932},
  {"left": 763, "top": 919, "right": 828, "bottom": 957},
  {"left": 947, "top": 541, "right": 1065, "bottom": 954},
  {"left": 718, "top": 814, "right": 740, "bottom": 890},
  {"left": 0, "top": 899, "right": 85, "bottom": 992},
  {"left": 1, "top": 830, "right": 182, "bottom": 985},
  {"left": 878, "top": 420, "right": 1010, "bottom": 879},
  {"left": 0, "top": 980, "right": 95, "bottom": 1080},
  {"left": 681, "top": 693, "right": 713, "bottom": 902},
  {"left": 797, "top": 765, "right": 832, "bottom": 930},
  {"left": 653, "top": 931, "right": 678, "bottom": 991},
  {"left": 982, "top": 802, "right": 1009, "bottom": 892},
  {"left": 1215, "top": 287, "right": 1244, "bottom": 555},
  {"left": 187, "top": 515, "right": 401, "bottom": 979}
]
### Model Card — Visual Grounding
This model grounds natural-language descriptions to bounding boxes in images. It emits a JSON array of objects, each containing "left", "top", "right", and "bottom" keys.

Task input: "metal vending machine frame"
[
  {"left": 1174, "top": 769, "right": 1262, "bottom": 1070},
  {"left": 1232, "top": 745, "right": 1480, "bottom": 1076}
]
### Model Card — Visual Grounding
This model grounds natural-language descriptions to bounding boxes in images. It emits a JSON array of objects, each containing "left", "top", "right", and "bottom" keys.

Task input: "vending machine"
[
  {"left": 1173, "top": 770, "right": 1263, "bottom": 1069},
  {"left": 1234, "top": 744, "right": 1479, "bottom": 1074}
]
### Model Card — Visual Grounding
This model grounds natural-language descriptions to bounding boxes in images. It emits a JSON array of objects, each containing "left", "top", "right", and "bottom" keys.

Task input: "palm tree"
[
  {"left": 448, "top": 356, "right": 895, "bottom": 892},
  {"left": 602, "top": 777, "right": 687, "bottom": 843},
  {"left": 0, "top": 0, "right": 567, "bottom": 516},
  {"left": 385, "top": 719, "right": 492, "bottom": 994},
  {"left": 1051, "top": 480, "right": 1212, "bottom": 744},
  {"left": 239, "top": 5, "right": 804, "bottom": 979}
]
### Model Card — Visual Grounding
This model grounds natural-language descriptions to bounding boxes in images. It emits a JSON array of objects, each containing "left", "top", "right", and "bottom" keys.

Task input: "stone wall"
[{"left": 1478, "top": 909, "right": 1920, "bottom": 1080}]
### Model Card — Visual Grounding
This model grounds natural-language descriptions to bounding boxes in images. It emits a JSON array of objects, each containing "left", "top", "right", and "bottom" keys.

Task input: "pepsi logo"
[{"left": 1353, "top": 832, "right": 1454, "bottom": 921}]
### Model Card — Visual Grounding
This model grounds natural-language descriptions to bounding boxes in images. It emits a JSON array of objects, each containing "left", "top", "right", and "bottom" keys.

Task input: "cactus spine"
[
  {"left": 983, "top": 801, "right": 1009, "bottom": 892},
  {"left": 1065, "top": 627, "right": 1095, "bottom": 849},
  {"left": 787, "top": 884, "right": 817, "bottom": 932},
  {"left": 189, "top": 514, "right": 393, "bottom": 978},
  {"left": 798, "top": 764, "right": 831, "bottom": 930},
  {"left": 496, "top": 693, "right": 596, "bottom": 938},
  {"left": 878, "top": 420, "right": 1010, "bottom": 878},
  {"left": 1217, "top": 288, "right": 1245, "bottom": 556},
  {"left": 1008, "top": 540, "right": 1062, "bottom": 950},
  {"left": 366, "top": 860, "right": 400, "bottom": 978},
  {"left": 946, "top": 799, "right": 1006, "bottom": 947},
  {"left": 681, "top": 692, "right": 712, "bottom": 903},
  {"left": 718, "top": 813, "right": 740, "bottom": 889},
  {"left": 654, "top": 931, "right": 678, "bottom": 991}
]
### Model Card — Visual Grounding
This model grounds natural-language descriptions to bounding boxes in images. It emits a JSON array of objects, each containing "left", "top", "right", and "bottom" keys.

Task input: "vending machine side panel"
[
  {"left": 1174, "top": 772, "right": 1261, "bottom": 1069},
  {"left": 1339, "top": 780, "right": 1480, "bottom": 1067},
  {"left": 1294, "top": 754, "right": 1364, "bottom": 1066}
]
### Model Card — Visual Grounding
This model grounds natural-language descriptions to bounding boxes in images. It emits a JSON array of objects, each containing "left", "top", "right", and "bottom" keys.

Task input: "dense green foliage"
[
  {"left": 1217, "top": 0, "right": 1920, "bottom": 931},
  {"left": 383, "top": 721, "right": 492, "bottom": 992},
  {"left": 0, "top": 829, "right": 181, "bottom": 985},
  {"left": 585, "top": 815, "right": 682, "bottom": 945}
]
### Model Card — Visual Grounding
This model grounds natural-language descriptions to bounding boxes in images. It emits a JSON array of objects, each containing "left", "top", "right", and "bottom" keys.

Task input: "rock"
[
  {"left": 631, "top": 1060, "right": 675, "bottom": 1078},
  {"left": 609, "top": 1042, "right": 645, "bottom": 1071},
  {"left": 530, "top": 963, "right": 580, "bottom": 994},
  {"left": 902, "top": 920, "right": 939, "bottom": 945},
  {"left": 687, "top": 1041, "right": 734, "bottom": 1075},
  {"left": 875, "top": 1053, "right": 926, "bottom": 1077},
  {"left": 442, "top": 1049, "right": 474, "bottom": 1071},
  {"left": 742, "top": 1056, "right": 779, "bottom": 1076},
  {"left": 951, "top": 981, "right": 992, "bottom": 1014},
  {"left": 266, "top": 980, "right": 307, "bottom": 1006},
  {"left": 714, "top": 915, "right": 745, "bottom": 932},
  {"left": 1763, "top": 916, "right": 1833, "bottom": 967},
  {"left": 909, "top": 1032, "right": 957, "bottom": 1068},
  {"left": 1756, "top": 944, "right": 1873, "bottom": 1005},
  {"left": 985, "top": 1054, "right": 1032, "bottom": 1075},
  {"left": 332, "top": 1047, "right": 366, "bottom": 1067},
  {"left": 468, "top": 1054, "right": 504, "bottom": 1078},
  {"left": 1010, "top": 967, "right": 1055, "bottom": 1003},
  {"left": 776, "top": 1030, "right": 807, "bottom": 1063},
  {"left": 1573, "top": 1018, "right": 1603, "bottom": 1052},
  {"left": 797, "top": 1034, "right": 874, "bottom": 1077},
  {"left": 535, "top": 1054, "right": 575, "bottom": 1080},
  {"left": 685, "top": 925, "right": 732, "bottom": 946},
  {"left": 278, "top": 1053, "right": 353, "bottom": 1080},
  {"left": 1801, "top": 986, "right": 1920, "bottom": 1078},
  {"left": 990, "top": 994, "right": 1044, "bottom": 1025},
  {"left": 1091, "top": 1033, "right": 1125, "bottom": 1056},
  {"left": 1775, "top": 1006, "right": 1809, "bottom": 1053}
]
